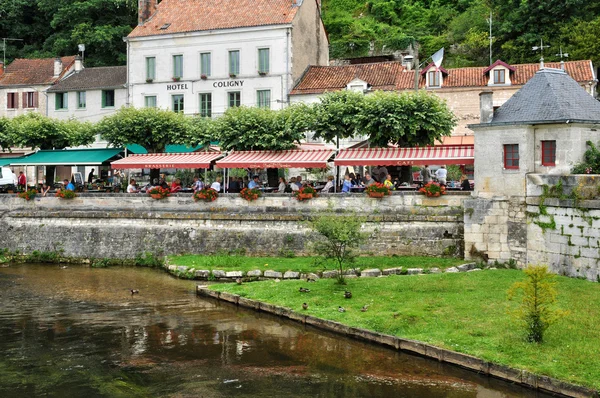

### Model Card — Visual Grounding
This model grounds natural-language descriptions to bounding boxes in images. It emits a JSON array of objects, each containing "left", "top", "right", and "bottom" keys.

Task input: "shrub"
[
  {"left": 193, "top": 187, "right": 218, "bottom": 202},
  {"left": 419, "top": 182, "right": 446, "bottom": 197},
  {"left": 508, "top": 265, "right": 568, "bottom": 343},
  {"left": 135, "top": 252, "right": 164, "bottom": 268},
  {"left": 148, "top": 186, "right": 171, "bottom": 199},
  {"left": 365, "top": 182, "right": 391, "bottom": 197},
  {"left": 17, "top": 188, "right": 37, "bottom": 201},
  {"left": 240, "top": 187, "right": 261, "bottom": 201},
  {"left": 294, "top": 186, "right": 317, "bottom": 201},
  {"left": 55, "top": 189, "right": 77, "bottom": 199}
]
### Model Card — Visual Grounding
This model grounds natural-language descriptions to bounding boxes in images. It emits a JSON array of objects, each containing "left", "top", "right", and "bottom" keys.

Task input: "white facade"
[
  {"left": 47, "top": 87, "right": 127, "bottom": 123},
  {"left": 127, "top": 26, "right": 293, "bottom": 116}
]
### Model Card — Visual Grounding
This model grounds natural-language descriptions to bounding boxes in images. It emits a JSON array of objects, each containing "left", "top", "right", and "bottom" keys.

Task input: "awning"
[
  {"left": 111, "top": 152, "right": 224, "bottom": 169},
  {"left": 334, "top": 145, "right": 474, "bottom": 166},
  {"left": 8, "top": 148, "right": 124, "bottom": 166},
  {"left": 0, "top": 157, "right": 26, "bottom": 167},
  {"left": 216, "top": 149, "right": 335, "bottom": 168}
]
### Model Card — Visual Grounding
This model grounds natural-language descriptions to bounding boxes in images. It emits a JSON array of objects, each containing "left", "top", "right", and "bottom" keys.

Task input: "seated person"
[
  {"left": 289, "top": 177, "right": 300, "bottom": 192},
  {"left": 341, "top": 175, "right": 352, "bottom": 193},
  {"left": 278, "top": 177, "right": 287, "bottom": 193},
  {"left": 322, "top": 175, "right": 335, "bottom": 193},
  {"left": 170, "top": 178, "right": 182, "bottom": 193},
  {"left": 127, "top": 179, "right": 138, "bottom": 193},
  {"left": 248, "top": 175, "right": 260, "bottom": 189},
  {"left": 460, "top": 175, "right": 472, "bottom": 191},
  {"left": 383, "top": 174, "right": 394, "bottom": 190},
  {"left": 211, "top": 177, "right": 222, "bottom": 192},
  {"left": 40, "top": 183, "right": 50, "bottom": 197},
  {"left": 63, "top": 179, "right": 75, "bottom": 191},
  {"left": 362, "top": 173, "right": 376, "bottom": 186}
]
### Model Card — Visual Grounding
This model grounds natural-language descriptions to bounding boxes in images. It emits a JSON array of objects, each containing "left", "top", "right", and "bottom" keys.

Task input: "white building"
[
  {"left": 125, "top": 0, "right": 328, "bottom": 116},
  {"left": 47, "top": 65, "right": 127, "bottom": 123}
]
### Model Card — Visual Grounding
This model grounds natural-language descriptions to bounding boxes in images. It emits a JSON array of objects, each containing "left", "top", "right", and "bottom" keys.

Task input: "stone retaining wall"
[
  {"left": 197, "top": 283, "right": 597, "bottom": 398},
  {"left": 0, "top": 192, "right": 467, "bottom": 260}
]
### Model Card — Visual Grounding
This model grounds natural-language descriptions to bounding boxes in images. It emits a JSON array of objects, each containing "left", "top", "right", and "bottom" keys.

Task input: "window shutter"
[
  {"left": 34, "top": 92, "right": 39, "bottom": 108},
  {"left": 101, "top": 91, "right": 106, "bottom": 108},
  {"left": 22, "top": 92, "right": 27, "bottom": 108}
]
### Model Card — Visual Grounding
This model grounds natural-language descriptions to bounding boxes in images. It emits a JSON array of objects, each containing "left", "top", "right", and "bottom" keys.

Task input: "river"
[{"left": 0, "top": 264, "right": 552, "bottom": 397}]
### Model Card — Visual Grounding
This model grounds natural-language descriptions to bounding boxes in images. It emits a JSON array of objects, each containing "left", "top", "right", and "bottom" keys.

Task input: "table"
[{"left": 350, "top": 186, "right": 365, "bottom": 193}]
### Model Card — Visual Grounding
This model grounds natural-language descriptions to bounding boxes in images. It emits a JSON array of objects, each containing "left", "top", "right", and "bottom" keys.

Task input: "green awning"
[
  {"left": 126, "top": 143, "right": 218, "bottom": 154},
  {"left": 8, "top": 148, "right": 124, "bottom": 166},
  {"left": 0, "top": 157, "right": 26, "bottom": 166}
]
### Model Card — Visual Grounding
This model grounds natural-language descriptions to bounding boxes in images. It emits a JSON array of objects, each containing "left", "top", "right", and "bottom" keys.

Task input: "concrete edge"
[{"left": 196, "top": 285, "right": 599, "bottom": 398}]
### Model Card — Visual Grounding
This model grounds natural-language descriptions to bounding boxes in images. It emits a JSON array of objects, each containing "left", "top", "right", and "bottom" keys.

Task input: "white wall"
[{"left": 48, "top": 88, "right": 127, "bottom": 123}]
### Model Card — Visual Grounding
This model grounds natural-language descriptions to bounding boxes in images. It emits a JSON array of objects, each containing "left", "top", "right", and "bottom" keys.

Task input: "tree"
[
  {"left": 10, "top": 113, "right": 95, "bottom": 185},
  {"left": 310, "top": 214, "right": 367, "bottom": 284},
  {"left": 94, "top": 107, "right": 193, "bottom": 181},
  {"left": 310, "top": 91, "right": 365, "bottom": 144},
  {"left": 508, "top": 265, "right": 568, "bottom": 343},
  {"left": 215, "top": 106, "right": 306, "bottom": 151},
  {"left": 0, "top": 117, "right": 16, "bottom": 151}
]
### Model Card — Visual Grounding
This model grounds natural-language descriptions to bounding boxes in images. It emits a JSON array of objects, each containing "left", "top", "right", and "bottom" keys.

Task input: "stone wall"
[{"left": 0, "top": 192, "right": 467, "bottom": 260}]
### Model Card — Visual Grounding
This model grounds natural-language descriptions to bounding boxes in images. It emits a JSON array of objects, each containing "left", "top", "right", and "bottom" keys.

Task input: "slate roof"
[
  {"left": 489, "top": 68, "right": 600, "bottom": 125},
  {"left": 0, "top": 56, "right": 76, "bottom": 86},
  {"left": 128, "top": 0, "right": 300, "bottom": 38},
  {"left": 47, "top": 66, "right": 127, "bottom": 92},
  {"left": 290, "top": 60, "right": 596, "bottom": 95}
]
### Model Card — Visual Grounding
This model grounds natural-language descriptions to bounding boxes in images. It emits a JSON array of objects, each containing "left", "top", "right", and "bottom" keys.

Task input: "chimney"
[
  {"left": 479, "top": 90, "right": 494, "bottom": 123},
  {"left": 138, "top": 0, "right": 158, "bottom": 25},
  {"left": 560, "top": 60, "right": 565, "bottom": 71},
  {"left": 53, "top": 57, "right": 63, "bottom": 77},
  {"left": 74, "top": 55, "right": 83, "bottom": 72}
]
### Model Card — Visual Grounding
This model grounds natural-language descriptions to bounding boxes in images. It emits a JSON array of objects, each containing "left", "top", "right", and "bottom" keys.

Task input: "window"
[
  {"left": 173, "top": 54, "right": 183, "bottom": 78},
  {"left": 6, "top": 93, "right": 18, "bottom": 109},
  {"left": 199, "top": 93, "right": 212, "bottom": 117},
  {"left": 503, "top": 144, "right": 519, "bottom": 169},
  {"left": 172, "top": 94, "right": 184, "bottom": 113},
  {"left": 541, "top": 140, "right": 556, "bottom": 166},
  {"left": 229, "top": 50, "right": 240, "bottom": 76},
  {"left": 258, "top": 48, "right": 269, "bottom": 74},
  {"left": 200, "top": 53, "right": 211, "bottom": 77},
  {"left": 55, "top": 93, "right": 68, "bottom": 110},
  {"left": 428, "top": 71, "right": 440, "bottom": 87},
  {"left": 257, "top": 90, "right": 270, "bottom": 108},
  {"left": 146, "top": 57, "right": 156, "bottom": 81},
  {"left": 228, "top": 91, "right": 241, "bottom": 108},
  {"left": 77, "top": 91, "right": 86, "bottom": 109},
  {"left": 102, "top": 90, "right": 115, "bottom": 108},
  {"left": 24, "top": 92, "right": 38, "bottom": 108},
  {"left": 493, "top": 69, "right": 505, "bottom": 84},
  {"left": 145, "top": 96, "right": 157, "bottom": 108}
]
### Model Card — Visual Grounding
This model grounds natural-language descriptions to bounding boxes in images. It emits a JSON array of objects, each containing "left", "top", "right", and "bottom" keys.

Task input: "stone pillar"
[{"left": 479, "top": 90, "right": 494, "bottom": 123}]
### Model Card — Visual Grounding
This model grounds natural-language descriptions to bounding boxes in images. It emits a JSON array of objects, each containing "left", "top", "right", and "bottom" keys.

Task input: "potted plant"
[
  {"left": 55, "top": 189, "right": 77, "bottom": 200},
  {"left": 148, "top": 186, "right": 171, "bottom": 200},
  {"left": 419, "top": 182, "right": 447, "bottom": 197},
  {"left": 17, "top": 188, "right": 38, "bottom": 201},
  {"left": 258, "top": 71, "right": 267, "bottom": 76},
  {"left": 229, "top": 73, "right": 237, "bottom": 78},
  {"left": 146, "top": 78, "right": 153, "bottom": 83},
  {"left": 365, "top": 183, "right": 391, "bottom": 198},
  {"left": 193, "top": 187, "right": 218, "bottom": 202},
  {"left": 172, "top": 76, "right": 181, "bottom": 82},
  {"left": 200, "top": 74, "right": 208, "bottom": 80},
  {"left": 240, "top": 187, "right": 261, "bottom": 201},
  {"left": 294, "top": 186, "right": 317, "bottom": 201}
]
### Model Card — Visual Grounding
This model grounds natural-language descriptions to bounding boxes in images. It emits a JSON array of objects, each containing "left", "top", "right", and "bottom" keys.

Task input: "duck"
[
  {"left": 235, "top": 278, "right": 242, "bottom": 285},
  {"left": 393, "top": 312, "right": 399, "bottom": 319},
  {"left": 130, "top": 289, "right": 139, "bottom": 295},
  {"left": 302, "top": 303, "right": 308, "bottom": 310},
  {"left": 338, "top": 306, "right": 346, "bottom": 313},
  {"left": 361, "top": 305, "right": 369, "bottom": 312},
  {"left": 344, "top": 290, "right": 352, "bottom": 299},
  {"left": 299, "top": 287, "right": 310, "bottom": 293}
]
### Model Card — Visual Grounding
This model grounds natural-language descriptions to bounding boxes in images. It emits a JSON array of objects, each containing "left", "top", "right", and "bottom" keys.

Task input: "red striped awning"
[
  {"left": 216, "top": 149, "right": 335, "bottom": 168},
  {"left": 111, "top": 152, "right": 223, "bottom": 169},
  {"left": 334, "top": 145, "right": 474, "bottom": 166}
]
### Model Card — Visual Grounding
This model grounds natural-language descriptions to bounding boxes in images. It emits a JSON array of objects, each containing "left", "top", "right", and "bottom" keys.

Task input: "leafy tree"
[
  {"left": 310, "top": 214, "right": 367, "bottom": 284},
  {"left": 10, "top": 113, "right": 94, "bottom": 185},
  {"left": 0, "top": 117, "right": 16, "bottom": 151},
  {"left": 561, "top": 17, "right": 600, "bottom": 67},
  {"left": 508, "top": 265, "right": 568, "bottom": 343},
  {"left": 310, "top": 90, "right": 365, "bottom": 144},
  {"left": 94, "top": 107, "right": 193, "bottom": 180}
]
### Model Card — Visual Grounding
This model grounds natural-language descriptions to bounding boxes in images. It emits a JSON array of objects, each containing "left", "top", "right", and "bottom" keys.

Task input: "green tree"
[
  {"left": 310, "top": 214, "right": 367, "bottom": 284},
  {"left": 561, "top": 17, "right": 600, "bottom": 67},
  {"left": 508, "top": 265, "right": 568, "bottom": 343},
  {"left": 311, "top": 90, "right": 365, "bottom": 144},
  {"left": 0, "top": 117, "right": 16, "bottom": 151},
  {"left": 10, "top": 113, "right": 94, "bottom": 185},
  {"left": 94, "top": 107, "right": 193, "bottom": 180}
]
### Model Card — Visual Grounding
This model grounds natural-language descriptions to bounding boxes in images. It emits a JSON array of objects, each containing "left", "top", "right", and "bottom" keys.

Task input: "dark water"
[{"left": 0, "top": 264, "right": 553, "bottom": 398}]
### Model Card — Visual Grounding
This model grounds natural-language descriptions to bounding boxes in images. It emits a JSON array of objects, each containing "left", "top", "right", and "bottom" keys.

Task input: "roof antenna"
[
  {"left": 556, "top": 46, "right": 569, "bottom": 71},
  {"left": 486, "top": 11, "right": 493, "bottom": 66},
  {"left": 532, "top": 39, "right": 550, "bottom": 69}
]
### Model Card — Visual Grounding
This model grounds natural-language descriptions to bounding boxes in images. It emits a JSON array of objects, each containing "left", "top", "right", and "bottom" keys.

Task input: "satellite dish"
[
  {"left": 78, "top": 44, "right": 85, "bottom": 52},
  {"left": 431, "top": 47, "right": 444, "bottom": 68}
]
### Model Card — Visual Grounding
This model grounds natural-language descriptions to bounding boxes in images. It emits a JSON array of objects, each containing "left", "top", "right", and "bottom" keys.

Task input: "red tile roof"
[
  {"left": 0, "top": 56, "right": 76, "bottom": 86},
  {"left": 129, "top": 0, "right": 300, "bottom": 38},
  {"left": 291, "top": 60, "right": 596, "bottom": 95},
  {"left": 483, "top": 59, "right": 516, "bottom": 74},
  {"left": 290, "top": 62, "right": 405, "bottom": 95}
]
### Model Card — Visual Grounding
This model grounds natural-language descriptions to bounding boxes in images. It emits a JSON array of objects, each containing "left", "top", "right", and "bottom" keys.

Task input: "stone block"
[
  {"left": 212, "top": 270, "right": 226, "bottom": 278},
  {"left": 264, "top": 270, "right": 283, "bottom": 278},
  {"left": 382, "top": 267, "right": 403, "bottom": 275},
  {"left": 225, "top": 271, "right": 243, "bottom": 278},
  {"left": 194, "top": 269, "right": 210, "bottom": 278},
  {"left": 445, "top": 267, "right": 459, "bottom": 273},
  {"left": 406, "top": 268, "right": 423, "bottom": 275},
  {"left": 306, "top": 273, "right": 320, "bottom": 281},
  {"left": 429, "top": 267, "right": 441, "bottom": 274},
  {"left": 457, "top": 263, "right": 475, "bottom": 272},
  {"left": 322, "top": 270, "right": 338, "bottom": 278},
  {"left": 247, "top": 269, "right": 262, "bottom": 277},
  {"left": 177, "top": 266, "right": 189, "bottom": 273},
  {"left": 283, "top": 271, "right": 300, "bottom": 279},
  {"left": 167, "top": 264, "right": 177, "bottom": 271},
  {"left": 570, "top": 236, "right": 590, "bottom": 247},
  {"left": 467, "top": 268, "right": 482, "bottom": 272},
  {"left": 360, "top": 268, "right": 382, "bottom": 277}
]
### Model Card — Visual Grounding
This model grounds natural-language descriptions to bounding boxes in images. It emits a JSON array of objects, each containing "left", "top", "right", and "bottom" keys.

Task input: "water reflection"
[{"left": 0, "top": 265, "right": 551, "bottom": 397}]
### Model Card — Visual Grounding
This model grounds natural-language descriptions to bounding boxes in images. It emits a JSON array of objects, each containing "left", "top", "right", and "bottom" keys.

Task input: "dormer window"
[
  {"left": 345, "top": 77, "right": 369, "bottom": 93},
  {"left": 493, "top": 69, "right": 505, "bottom": 84},
  {"left": 428, "top": 71, "right": 440, "bottom": 87}
]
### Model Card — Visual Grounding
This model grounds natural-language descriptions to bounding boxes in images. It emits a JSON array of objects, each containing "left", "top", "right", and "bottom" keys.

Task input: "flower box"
[
  {"left": 365, "top": 182, "right": 391, "bottom": 198},
  {"left": 229, "top": 73, "right": 237, "bottom": 78},
  {"left": 172, "top": 77, "right": 181, "bottom": 82},
  {"left": 297, "top": 193, "right": 313, "bottom": 201},
  {"left": 193, "top": 187, "right": 218, "bottom": 202},
  {"left": 55, "top": 189, "right": 77, "bottom": 200},
  {"left": 294, "top": 186, "right": 317, "bottom": 201},
  {"left": 200, "top": 74, "right": 207, "bottom": 80},
  {"left": 148, "top": 187, "right": 171, "bottom": 200},
  {"left": 17, "top": 188, "right": 38, "bottom": 201},
  {"left": 368, "top": 191, "right": 386, "bottom": 198},
  {"left": 258, "top": 71, "right": 267, "bottom": 76},
  {"left": 240, "top": 187, "right": 261, "bottom": 201},
  {"left": 146, "top": 78, "right": 153, "bottom": 83},
  {"left": 419, "top": 182, "right": 446, "bottom": 197}
]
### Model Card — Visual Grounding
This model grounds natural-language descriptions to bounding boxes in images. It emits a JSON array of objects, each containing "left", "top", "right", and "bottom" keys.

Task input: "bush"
[
  {"left": 572, "top": 140, "right": 600, "bottom": 174},
  {"left": 135, "top": 252, "right": 164, "bottom": 268}
]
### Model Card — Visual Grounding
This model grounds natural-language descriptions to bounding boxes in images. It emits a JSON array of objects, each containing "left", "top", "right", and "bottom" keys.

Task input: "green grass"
[
  {"left": 210, "top": 270, "right": 600, "bottom": 391},
  {"left": 168, "top": 254, "right": 467, "bottom": 274}
]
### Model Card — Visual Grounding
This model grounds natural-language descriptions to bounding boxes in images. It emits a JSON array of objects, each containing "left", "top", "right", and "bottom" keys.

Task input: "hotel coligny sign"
[{"left": 166, "top": 80, "right": 244, "bottom": 91}]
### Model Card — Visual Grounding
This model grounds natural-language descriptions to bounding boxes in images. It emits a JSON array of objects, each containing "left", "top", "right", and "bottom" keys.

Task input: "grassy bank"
[
  {"left": 168, "top": 255, "right": 466, "bottom": 274},
  {"left": 210, "top": 270, "right": 600, "bottom": 390}
]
